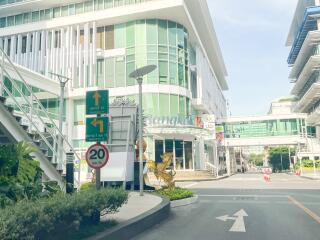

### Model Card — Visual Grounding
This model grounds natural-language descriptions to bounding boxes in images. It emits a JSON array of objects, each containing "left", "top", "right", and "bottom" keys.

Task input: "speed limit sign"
[{"left": 86, "top": 144, "right": 109, "bottom": 169}]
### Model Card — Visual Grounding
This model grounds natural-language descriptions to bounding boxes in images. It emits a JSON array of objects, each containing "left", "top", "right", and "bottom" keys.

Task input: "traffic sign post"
[
  {"left": 85, "top": 90, "right": 109, "bottom": 190},
  {"left": 86, "top": 117, "right": 109, "bottom": 142},
  {"left": 86, "top": 144, "right": 109, "bottom": 169},
  {"left": 86, "top": 90, "right": 109, "bottom": 115}
]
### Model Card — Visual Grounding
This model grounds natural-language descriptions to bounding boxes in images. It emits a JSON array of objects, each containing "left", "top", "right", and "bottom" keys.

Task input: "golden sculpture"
[{"left": 147, "top": 153, "right": 176, "bottom": 189}]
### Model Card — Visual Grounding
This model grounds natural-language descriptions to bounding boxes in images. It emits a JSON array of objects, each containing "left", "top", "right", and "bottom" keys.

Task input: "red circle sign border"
[{"left": 85, "top": 143, "right": 109, "bottom": 169}]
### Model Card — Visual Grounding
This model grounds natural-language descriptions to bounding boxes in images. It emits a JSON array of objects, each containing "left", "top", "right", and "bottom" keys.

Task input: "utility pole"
[{"left": 49, "top": 72, "right": 70, "bottom": 168}]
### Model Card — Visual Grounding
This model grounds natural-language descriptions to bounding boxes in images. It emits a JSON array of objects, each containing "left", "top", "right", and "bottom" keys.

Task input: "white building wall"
[{"left": 196, "top": 46, "right": 227, "bottom": 118}]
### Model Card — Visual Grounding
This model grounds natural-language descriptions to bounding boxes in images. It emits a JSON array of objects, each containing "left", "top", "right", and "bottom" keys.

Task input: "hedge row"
[
  {"left": 295, "top": 160, "right": 320, "bottom": 169},
  {"left": 158, "top": 187, "right": 194, "bottom": 201},
  {"left": 0, "top": 188, "right": 128, "bottom": 240}
]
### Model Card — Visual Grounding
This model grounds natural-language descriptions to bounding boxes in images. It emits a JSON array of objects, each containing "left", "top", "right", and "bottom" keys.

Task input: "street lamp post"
[
  {"left": 129, "top": 65, "right": 156, "bottom": 196},
  {"left": 49, "top": 72, "right": 70, "bottom": 167}
]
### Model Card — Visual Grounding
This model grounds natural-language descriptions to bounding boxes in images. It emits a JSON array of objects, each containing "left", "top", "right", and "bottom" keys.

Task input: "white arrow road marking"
[{"left": 216, "top": 209, "right": 248, "bottom": 233}]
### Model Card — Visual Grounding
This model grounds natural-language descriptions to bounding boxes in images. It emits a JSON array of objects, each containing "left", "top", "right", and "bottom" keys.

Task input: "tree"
[
  {"left": 0, "top": 142, "right": 45, "bottom": 207},
  {"left": 268, "top": 147, "right": 295, "bottom": 172},
  {"left": 249, "top": 153, "right": 264, "bottom": 166}
]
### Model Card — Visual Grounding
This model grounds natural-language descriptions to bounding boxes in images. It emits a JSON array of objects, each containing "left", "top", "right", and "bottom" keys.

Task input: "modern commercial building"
[
  {"left": 0, "top": 0, "right": 228, "bottom": 183},
  {"left": 217, "top": 98, "right": 317, "bottom": 174},
  {"left": 286, "top": 0, "right": 320, "bottom": 134}
]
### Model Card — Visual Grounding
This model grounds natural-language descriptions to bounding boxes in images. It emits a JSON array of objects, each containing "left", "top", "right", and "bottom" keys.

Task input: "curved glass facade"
[
  {"left": 96, "top": 19, "right": 190, "bottom": 90},
  {"left": 74, "top": 93, "right": 191, "bottom": 126}
]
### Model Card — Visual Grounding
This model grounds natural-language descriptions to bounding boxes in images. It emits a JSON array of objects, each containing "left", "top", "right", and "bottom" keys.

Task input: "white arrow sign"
[{"left": 216, "top": 209, "right": 248, "bottom": 232}]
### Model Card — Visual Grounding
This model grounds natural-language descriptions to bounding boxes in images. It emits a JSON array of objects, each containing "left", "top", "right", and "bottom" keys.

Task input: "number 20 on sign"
[{"left": 86, "top": 144, "right": 109, "bottom": 169}]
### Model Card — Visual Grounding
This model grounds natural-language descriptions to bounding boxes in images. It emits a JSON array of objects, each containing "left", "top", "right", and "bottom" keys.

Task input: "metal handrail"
[
  {"left": 0, "top": 49, "right": 80, "bottom": 188},
  {"left": 0, "top": 49, "right": 77, "bottom": 155}
]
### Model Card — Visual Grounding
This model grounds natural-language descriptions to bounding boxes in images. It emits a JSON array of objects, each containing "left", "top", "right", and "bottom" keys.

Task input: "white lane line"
[
  {"left": 198, "top": 194, "right": 288, "bottom": 198},
  {"left": 184, "top": 182, "right": 198, "bottom": 188}
]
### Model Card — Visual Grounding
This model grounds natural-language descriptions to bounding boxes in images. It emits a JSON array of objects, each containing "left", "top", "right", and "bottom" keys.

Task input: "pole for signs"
[{"left": 138, "top": 77, "right": 144, "bottom": 196}]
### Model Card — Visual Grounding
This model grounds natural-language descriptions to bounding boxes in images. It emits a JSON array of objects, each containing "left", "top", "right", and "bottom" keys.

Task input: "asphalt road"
[{"left": 132, "top": 173, "right": 320, "bottom": 240}]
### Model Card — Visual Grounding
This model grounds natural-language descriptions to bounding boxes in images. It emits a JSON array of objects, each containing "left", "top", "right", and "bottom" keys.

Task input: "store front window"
[{"left": 154, "top": 139, "right": 193, "bottom": 170}]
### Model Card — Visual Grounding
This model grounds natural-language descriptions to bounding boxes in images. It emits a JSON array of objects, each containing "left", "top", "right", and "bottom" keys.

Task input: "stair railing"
[{"left": 0, "top": 48, "right": 80, "bottom": 189}]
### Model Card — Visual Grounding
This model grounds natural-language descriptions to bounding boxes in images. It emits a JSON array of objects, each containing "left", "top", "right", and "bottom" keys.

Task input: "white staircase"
[{"left": 0, "top": 48, "right": 80, "bottom": 189}]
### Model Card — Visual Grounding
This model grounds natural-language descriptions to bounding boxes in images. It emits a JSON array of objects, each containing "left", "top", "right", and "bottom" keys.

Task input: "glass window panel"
[
  {"left": 95, "top": 0, "right": 103, "bottom": 10},
  {"left": 75, "top": 3, "right": 84, "bottom": 14},
  {"left": 158, "top": 20, "right": 167, "bottom": 45},
  {"left": 44, "top": 9, "right": 52, "bottom": 20},
  {"left": 15, "top": 14, "right": 23, "bottom": 25},
  {"left": 32, "top": 11, "right": 39, "bottom": 22},
  {"left": 96, "top": 27, "right": 105, "bottom": 49},
  {"left": 178, "top": 63, "right": 184, "bottom": 87},
  {"left": 97, "top": 59, "right": 104, "bottom": 88},
  {"left": 143, "top": 93, "right": 159, "bottom": 116},
  {"left": 185, "top": 66, "right": 189, "bottom": 89},
  {"left": 84, "top": 1, "right": 93, "bottom": 12},
  {"left": 146, "top": 19, "right": 157, "bottom": 44},
  {"left": 104, "top": 0, "right": 113, "bottom": 8},
  {"left": 184, "top": 141, "right": 193, "bottom": 169},
  {"left": 105, "top": 58, "right": 115, "bottom": 88},
  {"left": 115, "top": 23, "right": 126, "bottom": 48},
  {"left": 74, "top": 99, "right": 85, "bottom": 125},
  {"left": 126, "top": 62, "right": 135, "bottom": 86},
  {"left": 114, "top": 0, "right": 124, "bottom": 7},
  {"left": 177, "top": 24, "right": 184, "bottom": 49},
  {"left": 159, "top": 94, "right": 169, "bottom": 116},
  {"left": 61, "top": 6, "right": 68, "bottom": 17},
  {"left": 155, "top": 140, "right": 164, "bottom": 163},
  {"left": 179, "top": 96, "right": 186, "bottom": 116},
  {"left": 175, "top": 140, "right": 184, "bottom": 170},
  {"left": 168, "top": 21, "right": 176, "bottom": 46},
  {"left": 0, "top": 17, "right": 5, "bottom": 28},
  {"left": 105, "top": 25, "right": 114, "bottom": 49},
  {"left": 69, "top": 4, "right": 76, "bottom": 15},
  {"left": 170, "top": 94, "right": 179, "bottom": 117},
  {"left": 115, "top": 57, "right": 125, "bottom": 87},
  {"left": 53, "top": 7, "right": 61, "bottom": 18},
  {"left": 7, "top": 16, "right": 14, "bottom": 26},
  {"left": 186, "top": 98, "right": 190, "bottom": 116},
  {"left": 169, "top": 62, "right": 178, "bottom": 85},
  {"left": 126, "top": 21, "right": 135, "bottom": 47},
  {"left": 159, "top": 60, "right": 168, "bottom": 84},
  {"left": 135, "top": 20, "right": 146, "bottom": 46},
  {"left": 147, "top": 60, "right": 158, "bottom": 84}
]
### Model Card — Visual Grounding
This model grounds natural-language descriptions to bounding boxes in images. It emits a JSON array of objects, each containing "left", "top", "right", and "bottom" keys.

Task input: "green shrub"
[
  {"left": 0, "top": 188, "right": 128, "bottom": 240},
  {"left": 80, "top": 182, "right": 95, "bottom": 191},
  {"left": 158, "top": 187, "right": 194, "bottom": 201}
]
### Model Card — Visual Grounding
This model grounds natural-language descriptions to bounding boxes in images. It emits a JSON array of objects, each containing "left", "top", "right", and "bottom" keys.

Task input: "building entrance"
[{"left": 154, "top": 139, "right": 194, "bottom": 171}]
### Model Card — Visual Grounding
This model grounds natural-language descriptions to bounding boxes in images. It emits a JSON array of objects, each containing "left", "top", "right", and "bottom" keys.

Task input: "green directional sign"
[
  {"left": 86, "top": 90, "right": 109, "bottom": 115},
  {"left": 86, "top": 117, "right": 109, "bottom": 142}
]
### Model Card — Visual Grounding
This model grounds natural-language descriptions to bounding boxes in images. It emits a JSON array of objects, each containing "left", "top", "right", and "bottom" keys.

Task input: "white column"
[
  {"left": 10, "top": 35, "right": 16, "bottom": 60},
  {"left": 84, "top": 23, "right": 89, "bottom": 87},
  {"left": 91, "top": 21, "right": 97, "bottom": 87},
  {"left": 34, "top": 31, "right": 40, "bottom": 71},
  {"left": 17, "top": 35, "right": 22, "bottom": 64},
  {"left": 76, "top": 25, "right": 81, "bottom": 88},
  {"left": 40, "top": 30, "right": 46, "bottom": 73},
  {"left": 3, "top": 38, "right": 8, "bottom": 55}
]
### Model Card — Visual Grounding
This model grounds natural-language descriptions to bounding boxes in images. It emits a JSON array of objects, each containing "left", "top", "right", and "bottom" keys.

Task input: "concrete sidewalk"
[
  {"left": 88, "top": 192, "right": 170, "bottom": 240},
  {"left": 101, "top": 192, "right": 163, "bottom": 223},
  {"left": 300, "top": 173, "right": 320, "bottom": 180}
]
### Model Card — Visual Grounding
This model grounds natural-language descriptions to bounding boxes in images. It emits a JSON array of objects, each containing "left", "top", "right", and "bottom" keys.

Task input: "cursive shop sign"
[{"left": 146, "top": 116, "right": 197, "bottom": 127}]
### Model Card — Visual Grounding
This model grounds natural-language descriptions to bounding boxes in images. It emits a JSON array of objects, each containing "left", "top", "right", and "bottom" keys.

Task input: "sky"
[{"left": 208, "top": 0, "right": 299, "bottom": 116}]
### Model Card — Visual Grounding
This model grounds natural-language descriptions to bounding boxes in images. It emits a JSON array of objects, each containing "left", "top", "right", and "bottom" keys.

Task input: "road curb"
[
  {"left": 171, "top": 195, "right": 198, "bottom": 208},
  {"left": 175, "top": 175, "right": 230, "bottom": 182},
  {"left": 300, "top": 175, "right": 320, "bottom": 180},
  {"left": 86, "top": 194, "right": 170, "bottom": 240}
]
